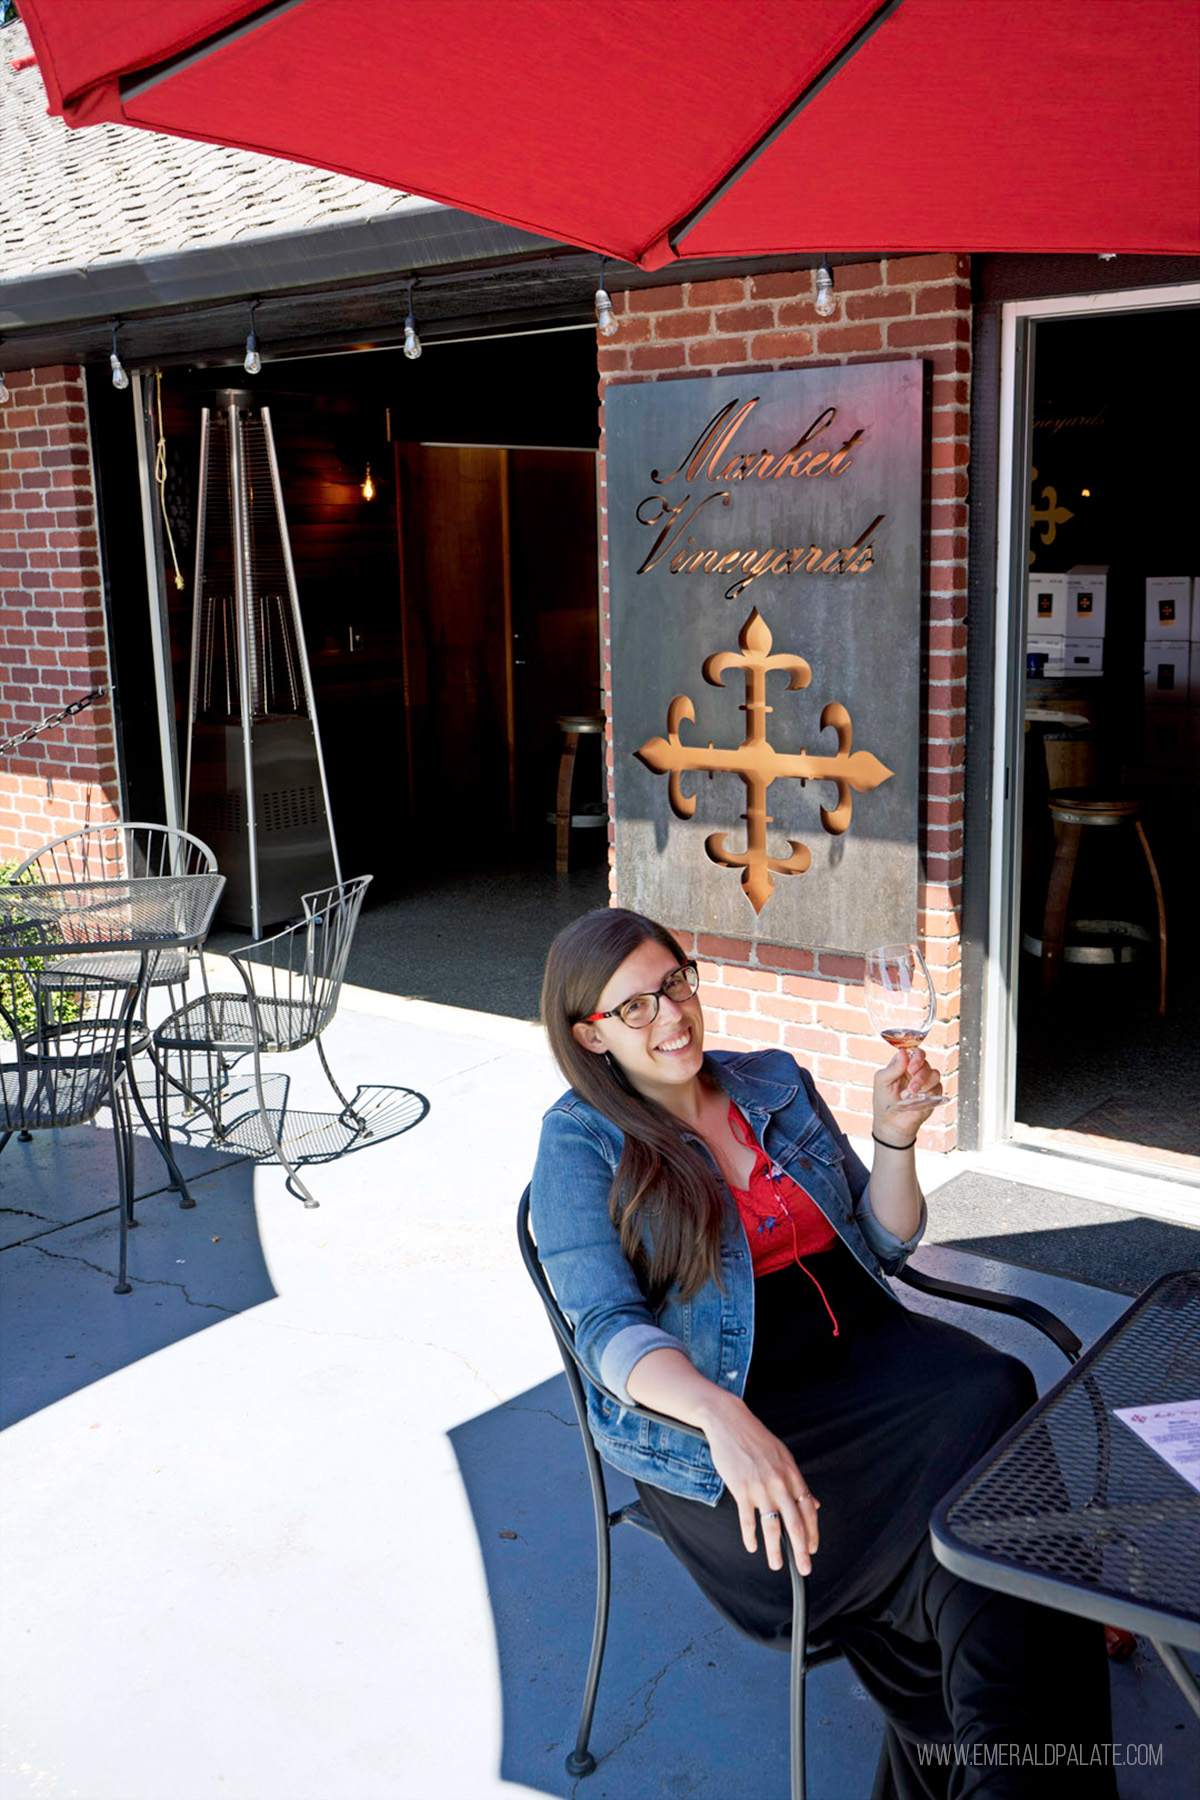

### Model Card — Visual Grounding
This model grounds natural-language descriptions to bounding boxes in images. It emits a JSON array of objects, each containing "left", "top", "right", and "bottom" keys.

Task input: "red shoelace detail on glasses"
[{"left": 727, "top": 1103, "right": 840, "bottom": 1335}]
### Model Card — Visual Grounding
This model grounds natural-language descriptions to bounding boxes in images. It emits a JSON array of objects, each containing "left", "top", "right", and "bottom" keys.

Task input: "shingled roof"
[
  {"left": 0, "top": 14, "right": 566, "bottom": 365},
  {"left": 0, "top": 15, "right": 416, "bottom": 279}
]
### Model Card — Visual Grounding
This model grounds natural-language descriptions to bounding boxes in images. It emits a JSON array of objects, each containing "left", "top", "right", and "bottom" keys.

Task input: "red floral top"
[{"left": 726, "top": 1102, "right": 841, "bottom": 1333}]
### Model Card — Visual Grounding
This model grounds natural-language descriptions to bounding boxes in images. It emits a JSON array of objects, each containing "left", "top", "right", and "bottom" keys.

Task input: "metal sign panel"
[{"left": 607, "top": 364, "right": 923, "bottom": 951}]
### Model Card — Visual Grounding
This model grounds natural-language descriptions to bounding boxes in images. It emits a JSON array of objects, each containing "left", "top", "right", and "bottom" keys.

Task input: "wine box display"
[
  {"left": 1145, "top": 576, "right": 1193, "bottom": 641},
  {"left": 1062, "top": 637, "right": 1104, "bottom": 676},
  {"left": 1143, "top": 642, "right": 1189, "bottom": 705},
  {"left": 1027, "top": 634, "right": 1066, "bottom": 676},
  {"left": 1027, "top": 574, "right": 1068, "bottom": 636},
  {"left": 1066, "top": 565, "right": 1108, "bottom": 636}
]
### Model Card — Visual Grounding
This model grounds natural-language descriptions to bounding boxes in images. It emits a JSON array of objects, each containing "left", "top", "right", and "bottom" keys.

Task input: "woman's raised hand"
[
  {"left": 873, "top": 1046, "right": 942, "bottom": 1139},
  {"left": 698, "top": 1391, "right": 820, "bottom": 1574}
]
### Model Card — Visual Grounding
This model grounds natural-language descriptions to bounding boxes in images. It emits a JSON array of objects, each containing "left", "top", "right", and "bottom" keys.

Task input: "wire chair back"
[
  {"left": 11, "top": 821, "right": 218, "bottom": 885},
  {"left": 230, "top": 875, "right": 371, "bottom": 1051},
  {"left": 0, "top": 938, "right": 146, "bottom": 1131}
]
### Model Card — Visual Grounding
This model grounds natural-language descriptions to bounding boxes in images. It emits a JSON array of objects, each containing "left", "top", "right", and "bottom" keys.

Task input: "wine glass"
[{"left": 863, "top": 943, "right": 950, "bottom": 1111}]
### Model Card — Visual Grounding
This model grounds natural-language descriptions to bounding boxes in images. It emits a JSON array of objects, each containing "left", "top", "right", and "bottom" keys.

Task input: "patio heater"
[{"left": 184, "top": 391, "right": 340, "bottom": 935}]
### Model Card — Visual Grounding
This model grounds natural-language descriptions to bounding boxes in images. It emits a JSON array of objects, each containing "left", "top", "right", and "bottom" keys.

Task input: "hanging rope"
[
  {"left": 153, "top": 368, "right": 186, "bottom": 591},
  {"left": 0, "top": 687, "right": 111, "bottom": 759}
]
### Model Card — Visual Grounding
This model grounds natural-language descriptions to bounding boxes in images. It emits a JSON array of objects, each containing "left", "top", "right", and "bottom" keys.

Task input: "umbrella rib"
[
  {"left": 120, "top": 0, "right": 307, "bottom": 105},
  {"left": 667, "top": 0, "right": 907, "bottom": 257}
]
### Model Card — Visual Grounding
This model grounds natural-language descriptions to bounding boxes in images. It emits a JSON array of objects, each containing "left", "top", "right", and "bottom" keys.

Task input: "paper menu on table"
[{"left": 1114, "top": 1400, "right": 1200, "bottom": 1494}]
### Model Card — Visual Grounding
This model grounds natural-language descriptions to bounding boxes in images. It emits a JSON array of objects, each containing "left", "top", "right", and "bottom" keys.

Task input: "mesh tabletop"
[
  {"left": 932, "top": 1272, "right": 1200, "bottom": 1647},
  {"left": 0, "top": 875, "right": 224, "bottom": 954}
]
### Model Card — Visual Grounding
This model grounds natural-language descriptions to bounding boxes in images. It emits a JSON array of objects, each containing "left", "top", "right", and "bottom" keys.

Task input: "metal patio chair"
[
  {"left": 1, "top": 934, "right": 153, "bottom": 1294},
  {"left": 517, "top": 1186, "right": 1082, "bottom": 1800},
  {"left": 151, "top": 875, "right": 372, "bottom": 1207},
  {"left": 9, "top": 823, "right": 224, "bottom": 1199}
]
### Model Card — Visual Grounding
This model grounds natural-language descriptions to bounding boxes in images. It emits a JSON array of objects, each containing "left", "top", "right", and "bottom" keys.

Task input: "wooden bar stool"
[
  {"left": 1041, "top": 790, "right": 1167, "bottom": 1014},
  {"left": 553, "top": 713, "right": 607, "bottom": 874}
]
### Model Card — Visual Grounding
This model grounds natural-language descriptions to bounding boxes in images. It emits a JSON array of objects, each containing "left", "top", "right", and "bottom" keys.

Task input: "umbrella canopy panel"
[{"left": 20, "top": 0, "right": 1200, "bottom": 265}]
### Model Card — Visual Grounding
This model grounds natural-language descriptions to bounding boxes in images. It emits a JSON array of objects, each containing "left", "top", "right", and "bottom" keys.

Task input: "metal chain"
[{"left": 0, "top": 687, "right": 111, "bottom": 759}]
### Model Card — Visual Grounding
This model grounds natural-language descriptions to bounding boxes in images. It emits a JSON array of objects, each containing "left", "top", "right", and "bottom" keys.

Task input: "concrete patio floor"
[{"left": 2, "top": 975, "right": 1198, "bottom": 1800}]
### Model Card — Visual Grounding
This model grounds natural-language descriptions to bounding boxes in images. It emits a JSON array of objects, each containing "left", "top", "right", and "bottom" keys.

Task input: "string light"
[
  {"left": 403, "top": 281, "right": 422, "bottom": 360},
  {"left": 109, "top": 322, "right": 129, "bottom": 390},
  {"left": 360, "top": 463, "right": 376, "bottom": 501},
  {"left": 595, "top": 260, "right": 618, "bottom": 337},
  {"left": 814, "top": 259, "right": 837, "bottom": 319},
  {"left": 243, "top": 301, "right": 262, "bottom": 375}
]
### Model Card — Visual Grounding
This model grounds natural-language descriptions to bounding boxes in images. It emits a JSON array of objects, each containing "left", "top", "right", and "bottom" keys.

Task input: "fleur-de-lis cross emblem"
[
  {"left": 635, "top": 608, "right": 893, "bottom": 913},
  {"left": 1030, "top": 466, "right": 1075, "bottom": 548}
]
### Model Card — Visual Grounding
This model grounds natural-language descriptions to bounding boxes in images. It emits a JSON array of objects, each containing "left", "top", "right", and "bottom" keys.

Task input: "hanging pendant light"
[
  {"left": 595, "top": 260, "right": 618, "bottom": 337},
  {"left": 109, "top": 321, "right": 130, "bottom": 390},
  {"left": 243, "top": 301, "right": 262, "bottom": 375},
  {"left": 403, "top": 281, "right": 422, "bottom": 360}
]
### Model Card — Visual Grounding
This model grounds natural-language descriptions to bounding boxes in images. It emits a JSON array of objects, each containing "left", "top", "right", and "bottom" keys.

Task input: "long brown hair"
[{"left": 541, "top": 908, "right": 727, "bottom": 1307}]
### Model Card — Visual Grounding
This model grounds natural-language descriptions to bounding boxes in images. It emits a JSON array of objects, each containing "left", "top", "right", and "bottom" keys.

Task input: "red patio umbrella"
[{"left": 18, "top": 0, "right": 1200, "bottom": 267}]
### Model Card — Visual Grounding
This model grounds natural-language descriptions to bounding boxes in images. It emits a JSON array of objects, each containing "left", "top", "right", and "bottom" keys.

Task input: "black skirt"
[
  {"left": 634, "top": 1244, "right": 1035, "bottom": 1641},
  {"left": 632, "top": 1247, "right": 1117, "bottom": 1798}
]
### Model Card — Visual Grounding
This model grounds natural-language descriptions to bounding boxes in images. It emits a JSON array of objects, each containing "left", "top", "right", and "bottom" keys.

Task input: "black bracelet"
[{"left": 872, "top": 1130, "right": 918, "bottom": 1151}]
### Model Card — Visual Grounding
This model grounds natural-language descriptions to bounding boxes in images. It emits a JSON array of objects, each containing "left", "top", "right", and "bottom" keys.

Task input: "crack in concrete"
[
  {"left": 585, "top": 1635, "right": 707, "bottom": 1774},
  {"left": 502, "top": 1400, "right": 576, "bottom": 1430},
  {"left": 28, "top": 1241, "right": 237, "bottom": 1312}
]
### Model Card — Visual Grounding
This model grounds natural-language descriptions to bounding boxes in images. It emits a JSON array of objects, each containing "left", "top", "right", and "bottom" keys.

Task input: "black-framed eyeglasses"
[{"left": 583, "top": 961, "right": 699, "bottom": 1030}]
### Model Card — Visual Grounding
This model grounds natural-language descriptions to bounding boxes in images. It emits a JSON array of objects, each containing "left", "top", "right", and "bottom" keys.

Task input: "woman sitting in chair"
[{"left": 530, "top": 908, "right": 1115, "bottom": 1799}]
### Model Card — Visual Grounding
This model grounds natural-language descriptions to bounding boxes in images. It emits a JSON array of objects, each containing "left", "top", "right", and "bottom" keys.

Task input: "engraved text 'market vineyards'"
[{"left": 634, "top": 397, "right": 884, "bottom": 602}]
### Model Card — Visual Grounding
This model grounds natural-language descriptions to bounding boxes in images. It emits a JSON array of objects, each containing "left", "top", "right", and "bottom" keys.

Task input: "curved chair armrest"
[{"left": 895, "top": 1263, "right": 1082, "bottom": 1364}]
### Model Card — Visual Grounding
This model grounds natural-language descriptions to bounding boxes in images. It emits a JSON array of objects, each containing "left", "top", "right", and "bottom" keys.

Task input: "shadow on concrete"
[
  {"left": 147, "top": 1064, "right": 431, "bottom": 1168},
  {"left": 453, "top": 1273, "right": 1200, "bottom": 1799},
  {"left": 941, "top": 1214, "right": 1200, "bottom": 1298},
  {"left": 0, "top": 1124, "right": 274, "bottom": 1430},
  {"left": 449, "top": 1373, "right": 881, "bottom": 1800},
  {"left": 205, "top": 847, "right": 611, "bottom": 1023}
]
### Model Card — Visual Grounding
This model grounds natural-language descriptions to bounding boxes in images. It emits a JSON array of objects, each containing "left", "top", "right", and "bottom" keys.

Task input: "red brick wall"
[
  {"left": 0, "top": 365, "right": 120, "bottom": 861},
  {"left": 597, "top": 255, "right": 971, "bottom": 1148}
]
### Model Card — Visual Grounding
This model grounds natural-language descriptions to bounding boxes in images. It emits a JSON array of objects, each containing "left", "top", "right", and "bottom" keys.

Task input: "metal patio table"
[
  {"left": 930, "top": 1270, "right": 1200, "bottom": 1718},
  {"left": 0, "top": 871, "right": 226, "bottom": 1284},
  {"left": 0, "top": 874, "right": 224, "bottom": 962}
]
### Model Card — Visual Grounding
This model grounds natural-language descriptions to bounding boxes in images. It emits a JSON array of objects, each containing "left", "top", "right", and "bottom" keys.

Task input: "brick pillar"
[
  {"left": 0, "top": 365, "right": 120, "bottom": 861},
  {"left": 597, "top": 256, "right": 971, "bottom": 1148}
]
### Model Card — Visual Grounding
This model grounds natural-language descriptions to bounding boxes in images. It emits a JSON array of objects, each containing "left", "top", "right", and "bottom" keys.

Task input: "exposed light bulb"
[
  {"left": 361, "top": 463, "right": 376, "bottom": 501},
  {"left": 402, "top": 280, "right": 422, "bottom": 360},
  {"left": 109, "top": 323, "right": 129, "bottom": 389},
  {"left": 595, "top": 287, "right": 618, "bottom": 337},
  {"left": 1081, "top": 488, "right": 1091, "bottom": 498},
  {"left": 0, "top": 372, "right": 10, "bottom": 406},
  {"left": 814, "top": 260, "right": 837, "bottom": 319},
  {"left": 243, "top": 301, "right": 261, "bottom": 374},
  {"left": 595, "top": 260, "right": 618, "bottom": 337}
]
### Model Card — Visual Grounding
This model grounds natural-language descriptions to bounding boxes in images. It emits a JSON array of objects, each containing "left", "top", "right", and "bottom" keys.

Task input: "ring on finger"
[{"left": 762, "top": 1510, "right": 780, "bottom": 1522}]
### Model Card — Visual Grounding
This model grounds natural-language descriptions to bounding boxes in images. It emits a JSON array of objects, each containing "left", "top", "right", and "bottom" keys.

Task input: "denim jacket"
[{"left": 529, "top": 1048, "right": 926, "bottom": 1504}]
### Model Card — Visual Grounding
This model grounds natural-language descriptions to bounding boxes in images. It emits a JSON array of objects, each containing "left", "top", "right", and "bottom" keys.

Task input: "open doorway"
[
  {"left": 1007, "top": 302, "right": 1198, "bottom": 1173},
  {"left": 121, "top": 327, "right": 607, "bottom": 1020}
]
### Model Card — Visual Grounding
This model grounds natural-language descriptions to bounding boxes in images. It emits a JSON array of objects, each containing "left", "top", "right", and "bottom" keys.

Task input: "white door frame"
[{"left": 981, "top": 280, "right": 1200, "bottom": 1155}]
